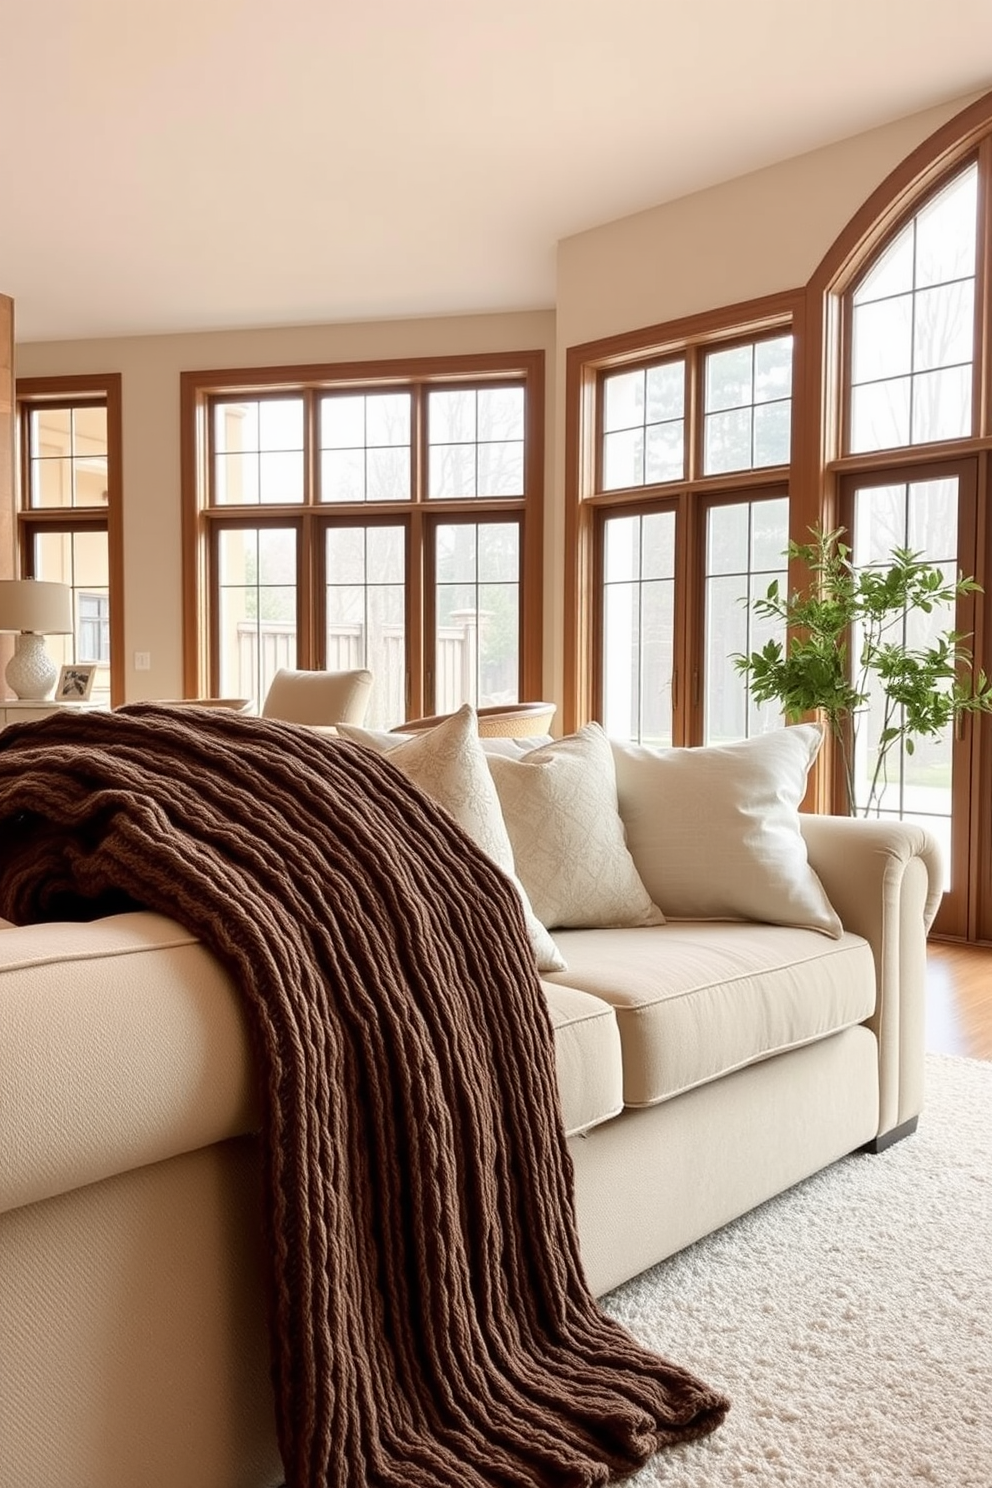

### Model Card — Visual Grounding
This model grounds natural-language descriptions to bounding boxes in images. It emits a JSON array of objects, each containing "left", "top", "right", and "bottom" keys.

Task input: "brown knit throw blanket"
[{"left": 0, "top": 705, "right": 728, "bottom": 1486}]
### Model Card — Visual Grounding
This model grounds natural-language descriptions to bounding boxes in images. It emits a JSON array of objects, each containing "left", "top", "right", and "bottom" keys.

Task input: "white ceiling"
[{"left": 3, "top": 0, "right": 990, "bottom": 344}]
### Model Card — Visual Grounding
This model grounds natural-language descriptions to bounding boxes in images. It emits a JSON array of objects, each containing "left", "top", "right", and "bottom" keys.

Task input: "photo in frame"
[{"left": 56, "top": 663, "right": 97, "bottom": 702}]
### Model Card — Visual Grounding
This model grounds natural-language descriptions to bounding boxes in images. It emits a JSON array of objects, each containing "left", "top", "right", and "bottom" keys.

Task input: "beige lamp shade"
[
  {"left": 0, "top": 580, "right": 75, "bottom": 701},
  {"left": 0, "top": 580, "right": 74, "bottom": 635}
]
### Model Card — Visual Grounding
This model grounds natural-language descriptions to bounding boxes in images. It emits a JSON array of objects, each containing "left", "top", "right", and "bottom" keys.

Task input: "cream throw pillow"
[
  {"left": 338, "top": 706, "right": 566, "bottom": 972},
  {"left": 486, "top": 723, "right": 664, "bottom": 931},
  {"left": 611, "top": 724, "right": 842, "bottom": 937}
]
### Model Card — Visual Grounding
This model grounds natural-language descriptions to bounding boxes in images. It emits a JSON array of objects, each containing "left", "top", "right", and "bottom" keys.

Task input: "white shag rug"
[{"left": 601, "top": 1054, "right": 992, "bottom": 1486}]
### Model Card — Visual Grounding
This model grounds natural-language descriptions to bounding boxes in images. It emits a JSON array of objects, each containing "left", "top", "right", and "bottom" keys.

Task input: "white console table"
[{"left": 0, "top": 700, "right": 104, "bottom": 727}]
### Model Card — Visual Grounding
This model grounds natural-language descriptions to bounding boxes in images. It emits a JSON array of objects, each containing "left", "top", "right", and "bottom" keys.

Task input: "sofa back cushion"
[
  {"left": 486, "top": 723, "right": 663, "bottom": 932},
  {"left": 338, "top": 706, "right": 566, "bottom": 970},
  {"left": 612, "top": 725, "right": 842, "bottom": 937}
]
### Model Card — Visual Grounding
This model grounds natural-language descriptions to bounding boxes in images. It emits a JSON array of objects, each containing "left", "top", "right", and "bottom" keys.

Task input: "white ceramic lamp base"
[{"left": 5, "top": 632, "right": 58, "bottom": 701}]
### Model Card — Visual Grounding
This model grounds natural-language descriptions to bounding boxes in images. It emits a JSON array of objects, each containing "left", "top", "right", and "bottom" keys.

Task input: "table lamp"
[{"left": 0, "top": 579, "right": 75, "bottom": 700}]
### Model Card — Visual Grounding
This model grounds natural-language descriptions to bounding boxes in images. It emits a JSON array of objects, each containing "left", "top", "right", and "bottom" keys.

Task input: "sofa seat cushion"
[
  {"left": 543, "top": 982, "right": 624, "bottom": 1136},
  {"left": 546, "top": 923, "right": 876, "bottom": 1107}
]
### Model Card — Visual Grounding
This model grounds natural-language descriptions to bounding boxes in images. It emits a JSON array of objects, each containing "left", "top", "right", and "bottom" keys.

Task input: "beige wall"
[
  {"left": 14, "top": 313, "right": 556, "bottom": 703},
  {"left": 14, "top": 89, "right": 980, "bottom": 711}
]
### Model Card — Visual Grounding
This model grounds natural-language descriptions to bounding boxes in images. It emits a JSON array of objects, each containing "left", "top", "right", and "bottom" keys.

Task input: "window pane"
[
  {"left": 259, "top": 450, "right": 304, "bottom": 504},
  {"left": 601, "top": 508, "right": 676, "bottom": 744},
  {"left": 915, "top": 165, "right": 978, "bottom": 289},
  {"left": 603, "top": 370, "right": 644, "bottom": 433},
  {"left": 365, "top": 393, "right": 411, "bottom": 448},
  {"left": 854, "top": 224, "right": 914, "bottom": 305},
  {"left": 852, "top": 295, "right": 913, "bottom": 383},
  {"left": 910, "top": 365, "right": 972, "bottom": 444},
  {"left": 435, "top": 522, "right": 519, "bottom": 711},
  {"left": 913, "top": 280, "right": 974, "bottom": 373},
  {"left": 751, "top": 496, "right": 789, "bottom": 571},
  {"left": 320, "top": 393, "right": 411, "bottom": 503},
  {"left": 851, "top": 478, "right": 959, "bottom": 868},
  {"left": 478, "top": 522, "right": 519, "bottom": 582},
  {"left": 258, "top": 399, "right": 304, "bottom": 451},
  {"left": 478, "top": 386, "right": 524, "bottom": 442},
  {"left": 322, "top": 395, "right": 366, "bottom": 448},
  {"left": 641, "top": 509, "right": 675, "bottom": 582},
  {"left": 366, "top": 446, "right": 410, "bottom": 502},
  {"left": 703, "top": 498, "right": 788, "bottom": 743},
  {"left": 325, "top": 525, "right": 406, "bottom": 728},
  {"left": 705, "top": 574, "right": 749, "bottom": 743},
  {"left": 603, "top": 428, "right": 643, "bottom": 490},
  {"left": 753, "top": 337, "right": 792, "bottom": 404},
  {"left": 428, "top": 387, "right": 521, "bottom": 500},
  {"left": 430, "top": 389, "right": 476, "bottom": 444},
  {"left": 322, "top": 448, "right": 365, "bottom": 503},
  {"left": 478, "top": 440, "right": 524, "bottom": 497},
  {"left": 705, "top": 345, "right": 752, "bottom": 412},
  {"left": 707, "top": 502, "right": 749, "bottom": 576},
  {"left": 217, "top": 528, "right": 297, "bottom": 707},
  {"left": 704, "top": 407, "right": 752, "bottom": 474},
  {"left": 850, "top": 378, "right": 911, "bottom": 453},
  {"left": 646, "top": 362, "right": 685, "bottom": 422},
  {"left": 32, "top": 527, "right": 112, "bottom": 704},
  {"left": 430, "top": 442, "right": 476, "bottom": 498},
  {"left": 601, "top": 361, "right": 685, "bottom": 489},
  {"left": 604, "top": 515, "right": 640, "bottom": 583},
  {"left": 645, "top": 421, "right": 684, "bottom": 483},
  {"left": 28, "top": 405, "right": 108, "bottom": 509},
  {"left": 753, "top": 401, "right": 791, "bottom": 468}
]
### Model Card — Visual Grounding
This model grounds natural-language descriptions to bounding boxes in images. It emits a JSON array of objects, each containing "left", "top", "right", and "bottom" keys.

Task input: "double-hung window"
[
  {"left": 182, "top": 354, "right": 544, "bottom": 728},
  {"left": 15, "top": 375, "right": 123, "bottom": 705},
  {"left": 568, "top": 301, "right": 798, "bottom": 746}
]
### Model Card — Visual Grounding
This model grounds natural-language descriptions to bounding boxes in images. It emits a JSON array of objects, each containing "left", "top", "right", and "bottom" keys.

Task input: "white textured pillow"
[
  {"left": 338, "top": 706, "right": 566, "bottom": 972},
  {"left": 486, "top": 723, "right": 664, "bottom": 931},
  {"left": 611, "top": 724, "right": 842, "bottom": 937}
]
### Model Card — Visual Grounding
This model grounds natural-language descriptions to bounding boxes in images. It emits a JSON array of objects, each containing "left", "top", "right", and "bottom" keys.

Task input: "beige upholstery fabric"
[
  {"left": 800, "top": 814, "right": 942, "bottom": 1136},
  {"left": 548, "top": 922, "right": 875, "bottom": 1107},
  {"left": 0, "top": 914, "right": 257, "bottom": 1215},
  {"left": 570, "top": 1026, "right": 879, "bottom": 1297},
  {"left": 542, "top": 982, "right": 623, "bottom": 1135},
  {"left": 339, "top": 707, "right": 566, "bottom": 972},
  {"left": 612, "top": 725, "right": 842, "bottom": 937},
  {"left": 0, "top": 1141, "right": 283, "bottom": 1488},
  {"left": 261, "top": 667, "right": 373, "bottom": 727},
  {"left": 487, "top": 723, "right": 663, "bottom": 931}
]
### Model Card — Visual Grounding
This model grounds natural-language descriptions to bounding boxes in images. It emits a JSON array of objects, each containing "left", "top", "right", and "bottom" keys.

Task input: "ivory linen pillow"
[
  {"left": 338, "top": 707, "right": 566, "bottom": 972},
  {"left": 486, "top": 723, "right": 664, "bottom": 932},
  {"left": 610, "top": 724, "right": 842, "bottom": 937}
]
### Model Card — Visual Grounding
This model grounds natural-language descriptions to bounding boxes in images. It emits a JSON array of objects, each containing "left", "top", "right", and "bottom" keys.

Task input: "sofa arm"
[
  {"left": 0, "top": 912, "right": 258, "bottom": 1217},
  {"left": 800, "top": 814, "right": 943, "bottom": 1140}
]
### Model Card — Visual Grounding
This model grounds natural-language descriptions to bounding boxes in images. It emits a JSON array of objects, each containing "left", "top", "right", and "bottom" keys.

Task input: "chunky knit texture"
[{"left": 0, "top": 705, "right": 728, "bottom": 1487}]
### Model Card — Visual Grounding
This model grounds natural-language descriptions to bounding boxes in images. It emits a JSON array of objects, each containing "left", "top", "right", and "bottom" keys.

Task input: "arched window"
[{"left": 811, "top": 94, "right": 992, "bottom": 940}]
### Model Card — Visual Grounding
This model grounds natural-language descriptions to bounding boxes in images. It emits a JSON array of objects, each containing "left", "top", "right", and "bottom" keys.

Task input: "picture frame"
[{"left": 55, "top": 663, "right": 97, "bottom": 702}]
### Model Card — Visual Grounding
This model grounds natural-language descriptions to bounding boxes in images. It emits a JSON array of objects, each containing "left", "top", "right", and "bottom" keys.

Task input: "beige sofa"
[{"left": 0, "top": 719, "right": 942, "bottom": 1488}]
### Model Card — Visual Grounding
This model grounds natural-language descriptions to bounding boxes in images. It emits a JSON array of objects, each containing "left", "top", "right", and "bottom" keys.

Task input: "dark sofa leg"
[{"left": 861, "top": 1115, "right": 919, "bottom": 1154}]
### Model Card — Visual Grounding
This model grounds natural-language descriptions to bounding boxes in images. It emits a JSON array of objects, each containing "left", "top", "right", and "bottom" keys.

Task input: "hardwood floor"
[{"left": 926, "top": 940, "right": 992, "bottom": 1061}]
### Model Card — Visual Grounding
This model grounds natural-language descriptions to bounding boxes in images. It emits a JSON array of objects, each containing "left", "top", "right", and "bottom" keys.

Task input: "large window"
[
  {"left": 827, "top": 152, "right": 990, "bottom": 938},
  {"left": 15, "top": 376, "right": 123, "bottom": 706},
  {"left": 182, "top": 354, "right": 544, "bottom": 727},
  {"left": 570, "top": 308, "right": 797, "bottom": 747}
]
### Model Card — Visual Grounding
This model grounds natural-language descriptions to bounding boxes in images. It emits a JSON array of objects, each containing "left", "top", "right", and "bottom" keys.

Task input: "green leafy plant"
[{"left": 733, "top": 526, "right": 992, "bottom": 816}]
